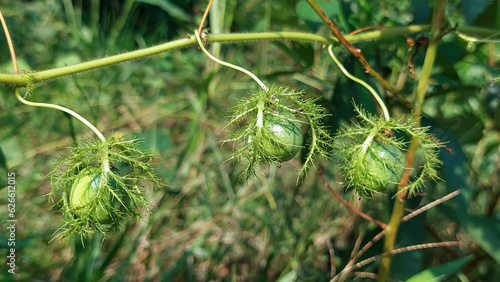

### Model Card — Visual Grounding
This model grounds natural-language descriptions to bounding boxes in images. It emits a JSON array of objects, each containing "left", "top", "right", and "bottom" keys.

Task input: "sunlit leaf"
[{"left": 405, "top": 256, "right": 471, "bottom": 282}]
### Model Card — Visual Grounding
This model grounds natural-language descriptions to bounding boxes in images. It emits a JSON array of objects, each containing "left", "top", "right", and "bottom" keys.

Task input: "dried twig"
[
  {"left": 319, "top": 171, "right": 387, "bottom": 229},
  {"left": 402, "top": 189, "right": 461, "bottom": 222},
  {"left": 197, "top": 0, "right": 215, "bottom": 36},
  {"left": 334, "top": 241, "right": 460, "bottom": 281}
]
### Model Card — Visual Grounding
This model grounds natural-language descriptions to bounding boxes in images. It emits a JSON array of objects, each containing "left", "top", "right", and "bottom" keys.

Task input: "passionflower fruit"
[
  {"left": 261, "top": 111, "right": 303, "bottom": 161},
  {"left": 69, "top": 167, "right": 119, "bottom": 224},
  {"left": 362, "top": 142, "right": 406, "bottom": 193}
]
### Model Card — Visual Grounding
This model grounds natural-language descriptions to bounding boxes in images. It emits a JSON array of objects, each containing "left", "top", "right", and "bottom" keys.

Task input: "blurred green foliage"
[{"left": 0, "top": 0, "right": 499, "bottom": 281}]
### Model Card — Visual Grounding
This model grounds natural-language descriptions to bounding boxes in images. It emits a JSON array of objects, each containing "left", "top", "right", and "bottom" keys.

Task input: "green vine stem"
[
  {"left": 194, "top": 29, "right": 270, "bottom": 142},
  {"left": 194, "top": 30, "right": 268, "bottom": 91},
  {"left": 1, "top": 26, "right": 498, "bottom": 87},
  {"left": 327, "top": 44, "right": 390, "bottom": 121},
  {"left": 377, "top": 0, "right": 446, "bottom": 281}
]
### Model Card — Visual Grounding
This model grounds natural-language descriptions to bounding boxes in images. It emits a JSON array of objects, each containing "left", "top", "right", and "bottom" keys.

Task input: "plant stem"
[
  {"left": 1, "top": 25, "right": 496, "bottom": 86},
  {"left": 194, "top": 30, "right": 268, "bottom": 91},
  {"left": 377, "top": 1, "right": 446, "bottom": 281},
  {"left": 327, "top": 45, "right": 390, "bottom": 121}
]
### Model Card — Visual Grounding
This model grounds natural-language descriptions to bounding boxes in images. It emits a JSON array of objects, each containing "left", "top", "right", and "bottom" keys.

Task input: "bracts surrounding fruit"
[
  {"left": 226, "top": 86, "right": 332, "bottom": 181},
  {"left": 334, "top": 105, "right": 443, "bottom": 198},
  {"left": 49, "top": 137, "right": 162, "bottom": 239}
]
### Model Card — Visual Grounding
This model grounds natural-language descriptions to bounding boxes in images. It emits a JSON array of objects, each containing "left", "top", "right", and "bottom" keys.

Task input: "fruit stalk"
[
  {"left": 15, "top": 88, "right": 106, "bottom": 143},
  {"left": 194, "top": 30, "right": 268, "bottom": 91},
  {"left": 328, "top": 45, "right": 390, "bottom": 121}
]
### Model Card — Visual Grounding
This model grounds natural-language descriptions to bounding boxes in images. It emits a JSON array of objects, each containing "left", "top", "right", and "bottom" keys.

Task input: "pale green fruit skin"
[
  {"left": 69, "top": 168, "right": 116, "bottom": 224},
  {"left": 261, "top": 111, "right": 303, "bottom": 162},
  {"left": 363, "top": 142, "right": 406, "bottom": 193}
]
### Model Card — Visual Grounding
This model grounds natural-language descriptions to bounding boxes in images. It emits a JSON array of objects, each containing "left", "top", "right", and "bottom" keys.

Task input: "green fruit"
[
  {"left": 261, "top": 111, "right": 303, "bottom": 161},
  {"left": 69, "top": 168, "right": 117, "bottom": 224},
  {"left": 363, "top": 142, "right": 406, "bottom": 193}
]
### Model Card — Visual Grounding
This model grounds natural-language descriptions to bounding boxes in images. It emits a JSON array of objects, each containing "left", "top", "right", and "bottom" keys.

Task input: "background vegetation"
[{"left": 0, "top": 0, "right": 499, "bottom": 281}]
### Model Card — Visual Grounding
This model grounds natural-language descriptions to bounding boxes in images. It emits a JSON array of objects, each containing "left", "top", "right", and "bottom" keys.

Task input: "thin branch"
[
  {"left": 197, "top": 0, "right": 214, "bottom": 35},
  {"left": 332, "top": 229, "right": 386, "bottom": 282},
  {"left": 325, "top": 239, "right": 336, "bottom": 278},
  {"left": 348, "top": 25, "right": 387, "bottom": 36},
  {"left": 402, "top": 189, "right": 461, "bottom": 222},
  {"left": 338, "top": 241, "right": 460, "bottom": 279},
  {"left": 319, "top": 171, "right": 387, "bottom": 229},
  {"left": 349, "top": 232, "right": 365, "bottom": 263},
  {"left": 333, "top": 189, "right": 461, "bottom": 281},
  {"left": 305, "top": 0, "right": 398, "bottom": 95},
  {"left": 351, "top": 272, "right": 378, "bottom": 280},
  {"left": 0, "top": 10, "right": 18, "bottom": 74}
]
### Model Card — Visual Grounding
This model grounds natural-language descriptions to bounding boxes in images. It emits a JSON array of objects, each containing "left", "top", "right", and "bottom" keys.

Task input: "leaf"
[
  {"left": 410, "top": 0, "right": 430, "bottom": 24},
  {"left": 273, "top": 41, "right": 315, "bottom": 69},
  {"left": 405, "top": 256, "right": 471, "bottom": 282},
  {"left": 426, "top": 116, "right": 500, "bottom": 264},
  {"left": 134, "top": 0, "right": 190, "bottom": 21},
  {"left": 462, "top": 215, "right": 500, "bottom": 264},
  {"left": 470, "top": 0, "right": 500, "bottom": 29},
  {"left": 54, "top": 52, "right": 82, "bottom": 67},
  {"left": 422, "top": 117, "right": 471, "bottom": 210},
  {"left": 296, "top": 0, "right": 343, "bottom": 31},
  {"left": 276, "top": 270, "right": 298, "bottom": 282},
  {"left": 438, "top": 204, "right": 500, "bottom": 265},
  {"left": 461, "top": 0, "right": 492, "bottom": 25},
  {"left": 0, "top": 146, "right": 7, "bottom": 190}
]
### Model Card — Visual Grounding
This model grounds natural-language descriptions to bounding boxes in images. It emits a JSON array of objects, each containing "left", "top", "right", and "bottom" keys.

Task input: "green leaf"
[
  {"left": 405, "top": 256, "right": 471, "bottom": 282},
  {"left": 411, "top": 0, "right": 430, "bottom": 24},
  {"left": 470, "top": 0, "right": 500, "bottom": 29},
  {"left": 0, "top": 146, "right": 7, "bottom": 190},
  {"left": 296, "top": 0, "right": 343, "bottom": 31},
  {"left": 462, "top": 215, "right": 500, "bottom": 264},
  {"left": 276, "top": 270, "right": 298, "bottom": 282},
  {"left": 439, "top": 204, "right": 500, "bottom": 265},
  {"left": 134, "top": 0, "right": 190, "bottom": 21},
  {"left": 422, "top": 117, "right": 471, "bottom": 209},
  {"left": 273, "top": 41, "right": 315, "bottom": 69},
  {"left": 461, "top": 0, "right": 493, "bottom": 25}
]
